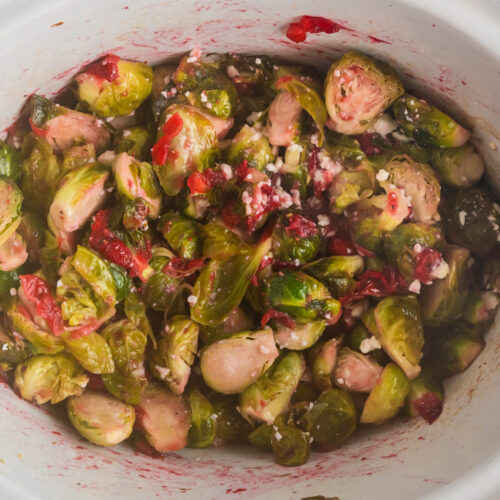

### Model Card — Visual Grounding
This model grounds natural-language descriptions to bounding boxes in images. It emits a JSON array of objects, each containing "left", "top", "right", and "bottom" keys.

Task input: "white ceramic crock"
[{"left": 0, "top": 1, "right": 499, "bottom": 498}]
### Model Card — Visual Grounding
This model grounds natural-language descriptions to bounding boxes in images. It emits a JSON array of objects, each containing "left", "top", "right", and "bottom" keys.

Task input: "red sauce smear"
[
  {"left": 19, "top": 275, "right": 64, "bottom": 335},
  {"left": 286, "top": 15, "right": 352, "bottom": 43},
  {"left": 163, "top": 257, "right": 205, "bottom": 278},
  {"left": 85, "top": 54, "right": 120, "bottom": 82},
  {"left": 414, "top": 248, "right": 444, "bottom": 284},
  {"left": 368, "top": 35, "right": 391, "bottom": 45},
  {"left": 285, "top": 214, "right": 319, "bottom": 238},
  {"left": 28, "top": 117, "right": 48, "bottom": 137},
  {"left": 412, "top": 392, "right": 443, "bottom": 424},
  {"left": 151, "top": 112, "right": 184, "bottom": 166},
  {"left": 261, "top": 309, "right": 296, "bottom": 329}
]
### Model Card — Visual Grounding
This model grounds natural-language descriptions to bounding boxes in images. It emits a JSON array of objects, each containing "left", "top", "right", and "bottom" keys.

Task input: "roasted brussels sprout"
[
  {"left": 482, "top": 259, "right": 500, "bottom": 294},
  {"left": 393, "top": 94, "right": 470, "bottom": 148},
  {"left": 16, "top": 212, "right": 45, "bottom": 265},
  {"left": 297, "top": 388, "right": 357, "bottom": 451},
  {"left": 0, "top": 139, "right": 21, "bottom": 180},
  {"left": 0, "top": 178, "right": 23, "bottom": 247},
  {"left": 273, "top": 321, "right": 325, "bottom": 350},
  {"left": 149, "top": 315, "right": 199, "bottom": 395},
  {"left": 63, "top": 332, "right": 115, "bottom": 374},
  {"left": 67, "top": 391, "right": 135, "bottom": 447},
  {"left": 14, "top": 352, "right": 88, "bottom": 404},
  {"left": 187, "top": 389, "right": 216, "bottom": 448},
  {"left": 211, "top": 394, "right": 253, "bottom": 444},
  {"left": 158, "top": 213, "right": 202, "bottom": 260},
  {"left": 115, "top": 126, "right": 154, "bottom": 160},
  {"left": 248, "top": 423, "right": 273, "bottom": 451},
  {"left": 463, "top": 291, "right": 499, "bottom": 325},
  {"left": 309, "top": 338, "right": 339, "bottom": 391},
  {"left": 0, "top": 233, "right": 28, "bottom": 272},
  {"left": 76, "top": 55, "right": 153, "bottom": 117},
  {"left": 224, "top": 125, "right": 274, "bottom": 170},
  {"left": 62, "top": 144, "right": 96, "bottom": 173},
  {"left": 374, "top": 296, "right": 424, "bottom": 379},
  {"left": 420, "top": 245, "right": 470, "bottom": 326},
  {"left": 0, "top": 326, "right": 31, "bottom": 371},
  {"left": 360, "top": 363, "right": 410, "bottom": 424},
  {"left": 271, "top": 415, "right": 311, "bottom": 467},
  {"left": 264, "top": 90, "right": 301, "bottom": 147},
  {"left": 200, "top": 329, "right": 278, "bottom": 394},
  {"left": 325, "top": 51, "right": 403, "bottom": 135},
  {"left": 405, "top": 370, "right": 444, "bottom": 424},
  {"left": 333, "top": 347, "right": 383, "bottom": 392},
  {"left": 135, "top": 383, "right": 191, "bottom": 452},
  {"left": 239, "top": 351, "right": 305, "bottom": 424}
]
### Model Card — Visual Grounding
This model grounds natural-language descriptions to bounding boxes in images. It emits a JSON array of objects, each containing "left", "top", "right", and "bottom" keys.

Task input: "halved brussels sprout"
[
  {"left": 153, "top": 104, "right": 219, "bottom": 196},
  {"left": 211, "top": 394, "right": 253, "bottom": 444},
  {"left": 158, "top": 213, "right": 202, "bottom": 260},
  {"left": 101, "top": 319, "right": 147, "bottom": 404},
  {"left": 149, "top": 315, "right": 199, "bottom": 395},
  {"left": 309, "top": 338, "right": 339, "bottom": 391},
  {"left": 123, "top": 292, "right": 154, "bottom": 344},
  {"left": 109, "top": 263, "right": 132, "bottom": 303},
  {"left": 334, "top": 347, "right": 383, "bottom": 393},
  {"left": 113, "top": 153, "right": 162, "bottom": 219},
  {"left": 405, "top": 370, "right": 444, "bottom": 424},
  {"left": 264, "top": 90, "right": 301, "bottom": 147},
  {"left": 135, "top": 383, "right": 191, "bottom": 452},
  {"left": 63, "top": 332, "right": 114, "bottom": 374},
  {"left": 482, "top": 259, "right": 500, "bottom": 294},
  {"left": 0, "top": 232, "right": 28, "bottom": 272},
  {"left": 297, "top": 388, "right": 357, "bottom": 451},
  {"left": 266, "top": 271, "right": 341, "bottom": 324},
  {"left": 420, "top": 245, "right": 470, "bottom": 326},
  {"left": 463, "top": 291, "right": 499, "bottom": 325},
  {"left": 76, "top": 56, "right": 153, "bottom": 117},
  {"left": 0, "top": 178, "right": 23, "bottom": 247},
  {"left": 239, "top": 351, "right": 305, "bottom": 424},
  {"left": 0, "top": 326, "right": 31, "bottom": 371},
  {"left": 200, "top": 306, "right": 254, "bottom": 345},
  {"left": 325, "top": 51, "right": 403, "bottom": 135},
  {"left": 115, "top": 126, "right": 154, "bottom": 160},
  {"left": 224, "top": 124, "right": 274, "bottom": 170},
  {"left": 360, "top": 363, "right": 410, "bottom": 424},
  {"left": 67, "top": 391, "right": 135, "bottom": 447},
  {"left": 62, "top": 144, "right": 96, "bottom": 173},
  {"left": 346, "top": 323, "right": 387, "bottom": 365},
  {"left": 200, "top": 329, "right": 278, "bottom": 394},
  {"left": 14, "top": 352, "right": 88, "bottom": 404},
  {"left": 273, "top": 321, "right": 325, "bottom": 350},
  {"left": 0, "top": 140, "right": 21, "bottom": 180},
  {"left": 271, "top": 415, "right": 311, "bottom": 467},
  {"left": 248, "top": 423, "right": 273, "bottom": 451},
  {"left": 187, "top": 389, "right": 216, "bottom": 448},
  {"left": 291, "top": 380, "right": 320, "bottom": 405},
  {"left": 374, "top": 296, "right": 424, "bottom": 379},
  {"left": 201, "top": 222, "right": 249, "bottom": 259},
  {"left": 29, "top": 95, "right": 111, "bottom": 153},
  {"left": 393, "top": 94, "right": 470, "bottom": 148},
  {"left": 430, "top": 144, "right": 484, "bottom": 188},
  {"left": 17, "top": 212, "right": 45, "bottom": 265},
  {"left": 49, "top": 164, "right": 109, "bottom": 233}
]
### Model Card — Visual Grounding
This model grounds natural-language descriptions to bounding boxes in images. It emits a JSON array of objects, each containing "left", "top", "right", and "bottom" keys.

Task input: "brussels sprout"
[
  {"left": 264, "top": 90, "right": 301, "bottom": 147},
  {"left": 0, "top": 233, "right": 28, "bottom": 272},
  {"left": 393, "top": 94, "right": 470, "bottom": 148},
  {"left": 63, "top": 332, "right": 114, "bottom": 374},
  {"left": 430, "top": 144, "right": 484, "bottom": 188},
  {"left": 272, "top": 214, "right": 321, "bottom": 264},
  {"left": 158, "top": 213, "right": 202, "bottom": 260},
  {"left": 191, "top": 235, "right": 271, "bottom": 325},
  {"left": 211, "top": 394, "right": 253, "bottom": 444},
  {"left": 482, "top": 259, "right": 500, "bottom": 294},
  {"left": 360, "top": 363, "right": 410, "bottom": 424},
  {"left": 153, "top": 104, "right": 219, "bottom": 196},
  {"left": 384, "top": 155, "right": 441, "bottom": 223},
  {"left": 152, "top": 62, "right": 177, "bottom": 98},
  {"left": 6, "top": 300, "right": 64, "bottom": 355},
  {"left": 123, "top": 293, "right": 154, "bottom": 344},
  {"left": 76, "top": 56, "right": 153, "bottom": 117},
  {"left": 427, "top": 322, "right": 485, "bottom": 379},
  {"left": 109, "top": 263, "right": 132, "bottom": 302},
  {"left": 271, "top": 414, "right": 311, "bottom": 467},
  {"left": 0, "top": 178, "right": 22, "bottom": 247},
  {"left": 101, "top": 320, "right": 147, "bottom": 404},
  {"left": 49, "top": 164, "right": 110, "bottom": 233},
  {"left": 115, "top": 126, "right": 154, "bottom": 160},
  {"left": 200, "top": 306, "right": 254, "bottom": 345},
  {"left": 200, "top": 329, "right": 279, "bottom": 394},
  {"left": 420, "top": 245, "right": 470, "bottom": 326},
  {"left": 444, "top": 189, "right": 500, "bottom": 258},
  {"left": 149, "top": 316, "right": 199, "bottom": 395},
  {"left": 297, "top": 388, "right": 357, "bottom": 451},
  {"left": 325, "top": 51, "right": 403, "bottom": 135},
  {"left": 405, "top": 370, "right": 444, "bottom": 423},
  {"left": 67, "top": 391, "right": 135, "bottom": 447},
  {"left": 62, "top": 144, "right": 96, "bottom": 173},
  {"left": 173, "top": 54, "right": 238, "bottom": 119},
  {"left": 334, "top": 347, "right": 383, "bottom": 393},
  {"left": 304, "top": 256, "right": 364, "bottom": 297},
  {"left": 248, "top": 423, "right": 273, "bottom": 451},
  {"left": 135, "top": 383, "right": 191, "bottom": 452},
  {"left": 265, "top": 271, "right": 341, "bottom": 324},
  {"left": 309, "top": 338, "right": 339, "bottom": 391},
  {"left": 239, "top": 352, "right": 305, "bottom": 424},
  {"left": 0, "top": 326, "right": 31, "bottom": 371},
  {"left": 346, "top": 323, "right": 387, "bottom": 365},
  {"left": 0, "top": 139, "right": 21, "bottom": 180},
  {"left": 224, "top": 125, "right": 274, "bottom": 170},
  {"left": 273, "top": 321, "right": 326, "bottom": 350},
  {"left": 21, "top": 136, "right": 61, "bottom": 215},
  {"left": 374, "top": 296, "right": 424, "bottom": 379},
  {"left": 14, "top": 352, "right": 88, "bottom": 404},
  {"left": 29, "top": 95, "right": 111, "bottom": 153},
  {"left": 463, "top": 291, "right": 499, "bottom": 325},
  {"left": 16, "top": 212, "right": 45, "bottom": 265},
  {"left": 291, "top": 380, "right": 321, "bottom": 404},
  {"left": 187, "top": 389, "right": 216, "bottom": 448},
  {"left": 0, "top": 269, "right": 19, "bottom": 297},
  {"left": 329, "top": 167, "right": 376, "bottom": 212}
]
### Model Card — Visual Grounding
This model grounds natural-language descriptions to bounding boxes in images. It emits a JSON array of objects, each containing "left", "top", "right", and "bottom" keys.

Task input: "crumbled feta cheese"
[
  {"left": 154, "top": 365, "right": 171, "bottom": 379},
  {"left": 186, "top": 56, "right": 198, "bottom": 63},
  {"left": 483, "top": 292, "right": 500, "bottom": 310},
  {"left": 265, "top": 162, "right": 278, "bottom": 173},
  {"left": 459, "top": 210, "right": 467, "bottom": 226},
  {"left": 200, "top": 90, "right": 208, "bottom": 102},
  {"left": 206, "top": 102, "right": 213, "bottom": 109},
  {"left": 333, "top": 69, "right": 341, "bottom": 77},
  {"left": 288, "top": 143, "right": 303, "bottom": 152},
  {"left": 392, "top": 131, "right": 411, "bottom": 143},
  {"left": 360, "top": 336, "right": 382, "bottom": 354},
  {"left": 317, "top": 150, "right": 343, "bottom": 176},
  {"left": 241, "top": 190, "right": 253, "bottom": 215},
  {"left": 430, "top": 260, "right": 450, "bottom": 280},
  {"left": 310, "top": 133, "right": 319, "bottom": 147},
  {"left": 376, "top": 169, "right": 389, "bottom": 182},
  {"left": 220, "top": 163, "right": 233, "bottom": 180},
  {"left": 246, "top": 111, "right": 261, "bottom": 124},
  {"left": 317, "top": 214, "right": 330, "bottom": 227},
  {"left": 187, "top": 295, "right": 198, "bottom": 305},
  {"left": 255, "top": 57, "right": 262, "bottom": 65},
  {"left": 226, "top": 65, "right": 240, "bottom": 79},
  {"left": 251, "top": 132, "right": 262, "bottom": 141},
  {"left": 9, "top": 288, "right": 16, "bottom": 296},
  {"left": 413, "top": 243, "right": 422, "bottom": 253},
  {"left": 350, "top": 302, "right": 366, "bottom": 318},
  {"left": 337, "top": 377, "right": 345, "bottom": 384},
  {"left": 371, "top": 114, "right": 397, "bottom": 137},
  {"left": 290, "top": 188, "right": 301, "bottom": 208},
  {"left": 408, "top": 279, "right": 421, "bottom": 294}
]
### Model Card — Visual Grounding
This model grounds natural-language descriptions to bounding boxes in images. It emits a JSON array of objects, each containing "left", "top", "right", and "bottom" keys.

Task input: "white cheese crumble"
[
  {"left": 408, "top": 279, "right": 421, "bottom": 294},
  {"left": 255, "top": 57, "right": 262, "bottom": 65},
  {"left": 430, "top": 260, "right": 450, "bottom": 280},
  {"left": 376, "top": 169, "right": 389, "bottom": 182},
  {"left": 9, "top": 288, "right": 16, "bottom": 296},
  {"left": 220, "top": 163, "right": 233, "bottom": 180},
  {"left": 226, "top": 65, "right": 240, "bottom": 79},
  {"left": 187, "top": 295, "right": 198, "bottom": 305},
  {"left": 290, "top": 188, "right": 302, "bottom": 208},
  {"left": 317, "top": 214, "right": 330, "bottom": 227},
  {"left": 413, "top": 243, "right": 422, "bottom": 253},
  {"left": 371, "top": 114, "right": 397, "bottom": 137},
  {"left": 483, "top": 292, "right": 500, "bottom": 310},
  {"left": 360, "top": 336, "right": 382, "bottom": 354},
  {"left": 459, "top": 210, "right": 467, "bottom": 226}
]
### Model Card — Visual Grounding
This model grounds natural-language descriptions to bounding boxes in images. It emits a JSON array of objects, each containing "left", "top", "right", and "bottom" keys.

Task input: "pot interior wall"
[{"left": 0, "top": 1, "right": 499, "bottom": 499}]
